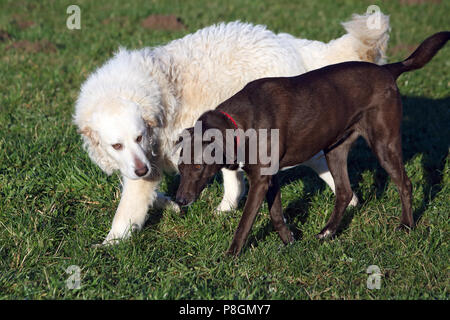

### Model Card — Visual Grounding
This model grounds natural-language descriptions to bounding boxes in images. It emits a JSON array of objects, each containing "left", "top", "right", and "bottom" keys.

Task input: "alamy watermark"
[
  {"left": 66, "top": 265, "right": 81, "bottom": 289},
  {"left": 366, "top": 265, "right": 382, "bottom": 290},
  {"left": 176, "top": 121, "right": 280, "bottom": 175},
  {"left": 366, "top": 5, "right": 382, "bottom": 30},
  {"left": 66, "top": 5, "right": 81, "bottom": 30}
]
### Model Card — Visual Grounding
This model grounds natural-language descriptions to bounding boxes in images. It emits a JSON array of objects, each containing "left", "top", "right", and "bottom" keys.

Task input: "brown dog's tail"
[{"left": 384, "top": 31, "right": 449, "bottom": 79}]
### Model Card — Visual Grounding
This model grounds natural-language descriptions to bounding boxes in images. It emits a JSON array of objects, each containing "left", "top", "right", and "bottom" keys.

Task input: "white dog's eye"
[
  {"left": 136, "top": 135, "right": 143, "bottom": 143},
  {"left": 112, "top": 143, "right": 123, "bottom": 150}
]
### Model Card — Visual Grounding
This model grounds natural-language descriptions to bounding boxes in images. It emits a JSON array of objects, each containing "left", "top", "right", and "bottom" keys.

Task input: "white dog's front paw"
[
  {"left": 349, "top": 193, "right": 359, "bottom": 207},
  {"left": 165, "top": 199, "right": 180, "bottom": 213},
  {"left": 103, "top": 230, "right": 130, "bottom": 245},
  {"left": 92, "top": 236, "right": 122, "bottom": 248},
  {"left": 215, "top": 199, "right": 238, "bottom": 213},
  {"left": 92, "top": 238, "right": 121, "bottom": 248},
  {"left": 93, "top": 224, "right": 135, "bottom": 247},
  {"left": 154, "top": 193, "right": 180, "bottom": 212}
]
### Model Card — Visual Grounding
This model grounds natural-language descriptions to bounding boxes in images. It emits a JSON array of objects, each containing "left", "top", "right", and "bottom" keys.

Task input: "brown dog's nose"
[
  {"left": 135, "top": 166, "right": 149, "bottom": 177},
  {"left": 175, "top": 196, "right": 189, "bottom": 206}
]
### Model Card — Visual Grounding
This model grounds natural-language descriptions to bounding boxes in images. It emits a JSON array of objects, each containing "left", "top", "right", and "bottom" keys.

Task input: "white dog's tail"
[
  {"left": 341, "top": 12, "right": 390, "bottom": 64},
  {"left": 290, "top": 12, "right": 390, "bottom": 71}
]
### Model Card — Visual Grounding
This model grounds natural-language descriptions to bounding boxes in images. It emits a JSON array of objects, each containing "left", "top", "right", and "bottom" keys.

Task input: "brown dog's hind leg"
[
  {"left": 364, "top": 111, "right": 414, "bottom": 230},
  {"left": 266, "top": 174, "right": 295, "bottom": 245},
  {"left": 316, "top": 132, "right": 358, "bottom": 239},
  {"left": 376, "top": 143, "right": 413, "bottom": 229}
]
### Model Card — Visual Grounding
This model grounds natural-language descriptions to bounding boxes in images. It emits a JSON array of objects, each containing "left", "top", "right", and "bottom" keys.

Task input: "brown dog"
[{"left": 175, "top": 32, "right": 449, "bottom": 256}]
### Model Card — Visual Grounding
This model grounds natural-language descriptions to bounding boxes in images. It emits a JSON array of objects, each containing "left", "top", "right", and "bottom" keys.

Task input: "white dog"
[{"left": 74, "top": 13, "right": 390, "bottom": 245}]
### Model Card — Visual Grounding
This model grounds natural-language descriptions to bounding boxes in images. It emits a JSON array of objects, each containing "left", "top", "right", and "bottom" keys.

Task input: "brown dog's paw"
[
  {"left": 395, "top": 223, "right": 414, "bottom": 232},
  {"left": 288, "top": 231, "right": 295, "bottom": 243},
  {"left": 278, "top": 229, "right": 296, "bottom": 245},
  {"left": 315, "top": 228, "right": 336, "bottom": 240},
  {"left": 226, "top": 243, "right": 242, "bottom": 257},
  {"left": 225, "top": 251, "right": 240, "bottom": 259},
  {"left": 225, "top": 249, "right": 239, "bottom": 257}
]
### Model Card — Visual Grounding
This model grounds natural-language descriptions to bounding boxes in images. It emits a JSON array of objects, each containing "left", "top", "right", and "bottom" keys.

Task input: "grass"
[{"left": 0, "top": 0, "right": 449, "bottom": 300}]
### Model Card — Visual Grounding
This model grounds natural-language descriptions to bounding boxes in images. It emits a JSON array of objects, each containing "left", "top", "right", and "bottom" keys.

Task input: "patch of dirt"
[
  {"left": 6, "top": 39, "right": 57, "bottom": 53},
  {"left": 0, "top": 30, "right": 12, "bottom": 41},
  {"left": 11, "top": 14, "right": 36, "bottom": 30},
  {"left": 141, "top": 14, "right": 186, "bottom": 31},
  {"left": 398, "top": 0, "right": 441, "bottom": 5}
]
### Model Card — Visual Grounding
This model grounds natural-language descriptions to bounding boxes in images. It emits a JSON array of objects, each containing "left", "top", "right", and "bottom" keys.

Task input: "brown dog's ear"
[
  {"left": 184, "top": 127, "right": 195, "bottom": 136},
  {"left": 173, "top": 127, "right": 194, "bottom": 157},
  {"left": 174, "top": 127, "right": 194, "bottom": 145},
  {"left": 173, "top": 135, "right": 183, "bottom": 153}
]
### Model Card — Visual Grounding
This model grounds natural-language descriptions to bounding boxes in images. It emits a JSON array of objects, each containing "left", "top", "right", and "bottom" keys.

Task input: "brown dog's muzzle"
[{"left": 175, "top": 179, "right": 199, "bottom": 207}]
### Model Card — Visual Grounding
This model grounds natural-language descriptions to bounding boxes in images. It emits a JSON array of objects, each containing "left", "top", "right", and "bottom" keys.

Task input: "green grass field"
[{"left": 0, "top": 0, "right": 449, "bottom": 300}]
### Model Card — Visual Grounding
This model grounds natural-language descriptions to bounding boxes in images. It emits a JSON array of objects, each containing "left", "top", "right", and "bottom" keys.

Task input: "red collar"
[{"left": 219, "top": 110, "right": 240, "bottom": 146}]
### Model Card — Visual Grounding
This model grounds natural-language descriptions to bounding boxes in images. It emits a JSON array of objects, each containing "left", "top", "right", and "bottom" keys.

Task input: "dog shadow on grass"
[{"left": 160, "top": 96, "right": 448, "bottom": 250}]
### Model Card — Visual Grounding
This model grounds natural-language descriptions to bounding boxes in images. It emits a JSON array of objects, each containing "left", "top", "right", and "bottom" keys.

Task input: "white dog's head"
[
  {"left": 74, "top": 47, "right": 179, "bottom": 180},
  {"left": 77, "top": 98, "right": 157, "bottom": 180}
]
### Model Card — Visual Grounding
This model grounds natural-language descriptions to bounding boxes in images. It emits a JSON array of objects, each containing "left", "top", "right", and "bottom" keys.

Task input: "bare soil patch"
[
  {"left": 11, "top": 14, "right": 36, "bottom": 30},
  {"left": 141, "top": 14, "right": 186, "bottom": 31},
  {"left": 0, "top": 30, "right": 12, "bottom": 41},
  {"left": 6, "top": 39, "right": 57, "bottom": 53}
]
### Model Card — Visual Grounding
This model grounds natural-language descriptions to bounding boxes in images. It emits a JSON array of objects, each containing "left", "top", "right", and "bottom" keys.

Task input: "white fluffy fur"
[{"left": 74, "top": 12, "right": 390, "bottom": 244}]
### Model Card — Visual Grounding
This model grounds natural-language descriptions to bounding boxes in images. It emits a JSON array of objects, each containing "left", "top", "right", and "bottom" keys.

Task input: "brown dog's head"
[
  {"left": 175, "top": 112, "right": 236, "bottom": 206},
  {"left": 176, "top": 161, "right": 223, "bottom": 207}
]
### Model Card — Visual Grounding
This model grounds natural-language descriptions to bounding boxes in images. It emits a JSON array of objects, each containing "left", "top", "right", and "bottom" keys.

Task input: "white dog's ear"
[
  {"left": 140, "top": 110, "right": 164, "bottom": 129},
  {"left": 146, "top": 119, "right": 159, "bottom": 128},
  {"left": 78, "top": 126, "right": 99, "bottom": 145},
  {"left": 77, "top": 126, "right": 117, "bottom": 175}
]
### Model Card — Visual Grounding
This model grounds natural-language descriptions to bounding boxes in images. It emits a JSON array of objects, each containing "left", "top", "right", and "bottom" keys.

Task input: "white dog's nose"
[{"left": 135, "top": 165, "right": 149, "bottom": 177}]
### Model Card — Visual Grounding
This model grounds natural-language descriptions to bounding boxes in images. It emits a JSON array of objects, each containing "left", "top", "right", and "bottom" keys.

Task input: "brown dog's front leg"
[
  {"left": 266, "top": 175, "right": 295, "bottom": 245},
  {"left": 227, "top": 175, "right": 270, "bottom": 256}
]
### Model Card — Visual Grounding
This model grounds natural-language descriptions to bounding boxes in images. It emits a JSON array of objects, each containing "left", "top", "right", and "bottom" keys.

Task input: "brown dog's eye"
[
  {"left": 194, "top": 164, "right": 202, "bottom": 170},
  {"left": 136, "top": 135, "right": 143, "bottom": 143},
  {"left": 112, "top": 143, "right": 123, "bottom": 150}
]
